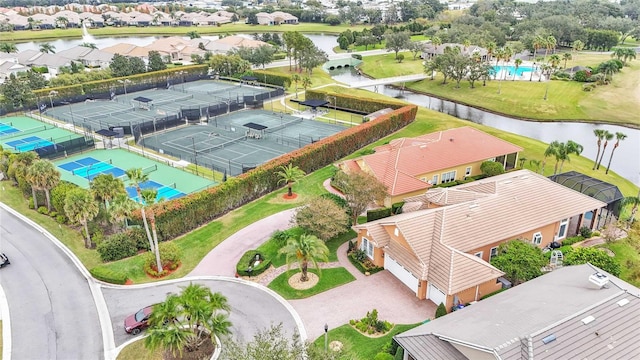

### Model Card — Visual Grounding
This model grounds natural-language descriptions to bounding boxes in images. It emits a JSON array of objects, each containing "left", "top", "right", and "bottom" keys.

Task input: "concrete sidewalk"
[{"left": 189, "top": 209, "right": 297, "bottom": 277}]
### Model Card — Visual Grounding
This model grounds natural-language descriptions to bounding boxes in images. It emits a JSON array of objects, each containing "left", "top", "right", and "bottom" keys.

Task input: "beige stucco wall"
[
  {"left": 451, "top": 344, "right": 497, "bottom": 360},
  {"left": 417, "top": 159, "right": 487, "bottom": 185}
]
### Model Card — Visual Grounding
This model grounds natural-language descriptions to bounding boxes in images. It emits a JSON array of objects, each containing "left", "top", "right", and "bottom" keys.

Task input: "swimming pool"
[{"left": 492, "top": 65, "right": 534, "bottom": 77}]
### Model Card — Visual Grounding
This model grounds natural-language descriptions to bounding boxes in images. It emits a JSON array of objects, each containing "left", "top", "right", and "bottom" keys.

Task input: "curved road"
[{"left": 0, "top": 207, "right": 103, "bottom": 360}]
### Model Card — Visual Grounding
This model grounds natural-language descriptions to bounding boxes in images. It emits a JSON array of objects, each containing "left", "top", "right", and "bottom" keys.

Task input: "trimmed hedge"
[
  {"left": 391, "top": 202, "right": 404, "bottom": 215},
  {"left": 305, "top": 89, "right": 406, "bottom": 114},
  {"left": 97, "top": 232, "right": 139, "bottom": 262},
  {"left": 367, "top": 207, "right": 392, "bottom": 222},
  {"left": 137, "top": 105, "right": 418, "bottom": 241},
  {"left": 236, "top": 250, "right": 271, "bottom": 276},
  {"left": 90, "top": 267, "right": 128, "bottom": 285},
  {"left": 249, "top": 70, "right": 291, "bottom": 87}
]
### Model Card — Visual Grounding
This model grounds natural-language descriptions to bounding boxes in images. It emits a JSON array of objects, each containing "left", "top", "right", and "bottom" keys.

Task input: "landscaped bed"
[{"left": 267, "top": 268, "right": 355, "bottom": 299}]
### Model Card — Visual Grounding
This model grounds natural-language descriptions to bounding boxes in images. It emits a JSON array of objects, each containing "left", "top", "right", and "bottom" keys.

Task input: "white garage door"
[
  {"left": 428, "top": 284, "right": 447, "bottom": 306},
  {"left": 384, "top": 254, "right": 419, "bottom": 293}
]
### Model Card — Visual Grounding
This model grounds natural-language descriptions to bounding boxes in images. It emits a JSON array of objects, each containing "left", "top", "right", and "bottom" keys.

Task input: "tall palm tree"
[
  {"left": 513, "top": 58, "right": 522, "bottom": 81},
  {"left": 279, "top": 234, "right": 329, "bottom": 282},
  {"left": 572, "top": 39, "right": 584, "bottom": 63},
  {"left": 26, "top": 159, "right": 60, "bottom": 211},
  {"left": 55, "top": 16, "right": 69, "bottom": 28},
  {"left": 545, "top": 35, "right": 557, "bottom": 60},
  {"left": 301, "top": 76, "right": 312, "bottom": 95},
  {"left": 145, "top": 283, "right": 232, "bottom": 358},
  {"left": 548, "top": 54, "right": 561, "bottom": 69},
  {"left": 485, "top": 41, "right": 496, "bottom": 64},
  {"left": 533, "top": 35, "right": 545, "bottom": 60},
  {"left": 276, "top": 163, "right": 305, "bottom": 197},
  {"left": 90, "top": 173, "right": 125, "bottom": 209},
  {"left": 542, "top": 140, "right": 560, "bottom": 175},
  {"left": 141, "top": 188, "right": 163, "bottom": 273},
  {"left": 562, "top": 53, "right": 572, "bottom": 69},
  {"left": 592, "top": 129, "right": 606, "bottom": 170},
  {"left": 557, "top": 140, "right": 583, "bottom": 174},
  {"left": 125, "top": 168, "right": 155, "bottom": 253},
  {"left": 622, "top": 193, "right": 639, "bottom": 224},
  {"left": 109, "top": 194, "right": 137, "bottom": 230},
  {"left": 605, "top": 132, "right": 627, "bottom": 174},
  {"left": 462, "top": 39, "right": 471, "bottom": 52},
  {"left": 529, "top": 159, "right": 542, "bottom": 174},
  {"left": 0, "top": 42, "right": 18, "bottom": 54},
  {"left": 291, "top": 74, "right": 300, "bottom": 98},
  {"left": 64, "top": 188, "right": 99, "bottom": 248},
  {"left": 39, "top": 43, "right": 56, "bottom": 54},
  {"left": 596, "top": 131, "right": 614, "bottom": 170}
]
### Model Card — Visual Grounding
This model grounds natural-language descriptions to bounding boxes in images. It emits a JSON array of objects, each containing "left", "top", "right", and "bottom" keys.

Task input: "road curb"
[
  {"left": 0, "top": 203, "right": 116, "bottom": 360},
  {"left": 0, "top": 285, "right": 12, "bottom": 360}
]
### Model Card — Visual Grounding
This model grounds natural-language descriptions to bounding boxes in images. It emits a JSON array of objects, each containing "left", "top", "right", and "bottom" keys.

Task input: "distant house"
[
  {"left": 101, "top": 43, "right": 151, "bottom": 61},
  {"left": 395, "top": 264, "right": 640, "bottom": 360},
  {"left": 31, "top": 14, "right": 56, "bottom": 29},
  {"left": 16, "top": 50, "right": 72, "bottom": 78},
  {"left": 201, "top": 35, "right": 270, "bottom": 55},
  {"left": 353, "top": 170, "right": 606, "bottom": 309},
  {"left": 255, "top": 11, "right": 298, "bottom": 25},
  {"left": 0, "top": 60, "right": 28, "bottom": 82},
  {"left": 128, "top": 11, "right": 153, "bottom": 27},
  {"left": 79, "top": 12, "right": 105, "bottom": 27},
  {"left": 422, "top": 43, "right": 489, "bottom": 62},
  {"left": 56, "top": 46, "right": 113, "bottom": 69},
  {"left": 338, "top": 127, "right": 522, "bottom": 206}
]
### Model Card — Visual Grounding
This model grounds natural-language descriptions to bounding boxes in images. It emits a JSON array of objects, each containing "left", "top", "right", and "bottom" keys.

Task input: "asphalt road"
[
  {"left": 104, "top": 278, "right": 301, "bottom": 347},
  {"left": 0, "top": 207, "right": 103, "bottom": 360}
]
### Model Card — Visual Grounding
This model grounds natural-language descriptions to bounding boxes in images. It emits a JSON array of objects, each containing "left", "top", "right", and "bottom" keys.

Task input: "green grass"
[
  {"left": 267, "top": 267, "right": 355, "bottom": 299},
  {"left": 1, "top": 23, "right": 366, "bottom": 42},
  {"left": 311, "top": 323, "right": 421, "bottom": 360},
  {"left": 359, "top": 52, "right": 640, "bottom": 127},
  {"left": 116, "top": 338, "right": 161, "bottom": 360},
  {"left": 602, "top": 236, "right": 640, "bottom": 287},
  {"left": 92, "top": 166, "right": 336, "bottom": 283},
  {"left": 334, "top": 34, "right": 427, "bottom": 53}
]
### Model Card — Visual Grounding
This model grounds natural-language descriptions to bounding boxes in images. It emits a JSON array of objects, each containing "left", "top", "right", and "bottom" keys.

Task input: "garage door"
[
  {"left": 428, "top": 284, "right": 447, "bottom": 306},
  {"left": 384, "top": 254, "right": 419, "bottom": 293}
]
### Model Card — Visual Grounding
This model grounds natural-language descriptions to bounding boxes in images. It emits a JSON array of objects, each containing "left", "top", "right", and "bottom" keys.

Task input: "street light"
[
  {"left": 118, "top": 79, "right": 131, "bottom": 95},
  {"left": 329, "top": 96, "right": 337, "bottom": 124},
  {"left": 48, "top": 90, "right": 58, "bottom": 109},
  {"left": 324, "top": 323, "right": 329, "bottom": 353},
  {"left": 188, "top": 136, "right": 199, "bottom": 176}
]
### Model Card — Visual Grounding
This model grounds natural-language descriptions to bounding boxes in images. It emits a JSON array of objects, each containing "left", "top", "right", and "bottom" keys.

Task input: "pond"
[{"left": 330, "top": 68, "right": 640, "bottom": 186}]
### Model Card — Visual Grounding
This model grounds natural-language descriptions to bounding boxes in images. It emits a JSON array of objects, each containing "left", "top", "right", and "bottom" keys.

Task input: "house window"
[
  {"left": 532, "top": 232, "right": 543, "bottom": 245},
  {"left": 490, "top": 247, "right": 498, "bottom": 260},
  {"left": 558, "top": 218, "right": 569, "bottom": 240},
  {"left": 465, "top": 167, "right": 472, "bottom": 177},
  {"left": 431, "top": 175, "right": 438, "bottom": 185},
  {"left": 441, "top": 171, "right": 456, "bottom": 184},
  {"left": 361, "top": 237, "right": 374, "bottom": 259},
  {"left": 474, "top": 251, "right": 483, "bottom": 259}
]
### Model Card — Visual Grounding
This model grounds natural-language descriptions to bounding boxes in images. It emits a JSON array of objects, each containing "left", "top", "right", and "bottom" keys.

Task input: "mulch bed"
[
  {"left": 163, "top": 334, "right": 215, "bottom": 360},
  {"left": 283, "top": 193, "right": 298, "bottom": 200}
]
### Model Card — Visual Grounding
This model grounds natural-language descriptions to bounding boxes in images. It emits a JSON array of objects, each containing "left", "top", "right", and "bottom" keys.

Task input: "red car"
[{"left": 124, "top": 306, "right": 153, "bottom": 335}]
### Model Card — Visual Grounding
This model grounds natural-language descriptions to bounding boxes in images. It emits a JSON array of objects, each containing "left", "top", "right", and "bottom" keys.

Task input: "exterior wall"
[
  {"left": 389, "top": 188, "right": 426, "bottom": 207},
  {"left": 453, "top": 279, "right": 502, "bottom": 307},
  {"left": 355, "top": 229, "right": 385, "bottom": 267},
  {"left": 469, "top": 222, "right": 561, "bottom": 263},
  {"left": 417, "top": 159, "right": 487, "bottom": 185},
  {"left": 451, "top": 344, "right": 496, "bottom": 360}
]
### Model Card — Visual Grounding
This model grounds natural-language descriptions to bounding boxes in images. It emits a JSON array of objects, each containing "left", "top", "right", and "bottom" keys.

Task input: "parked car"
[
  {"left": 124, "top": 306, "right": 153, "bottom": 335},
  {"left": 0, "top": 253, "right": 9, "bottom": 268}
]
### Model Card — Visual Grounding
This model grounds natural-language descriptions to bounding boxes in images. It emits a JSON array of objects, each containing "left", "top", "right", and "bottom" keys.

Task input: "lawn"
[
  {"left": 602, "top": 229, "right": 640, "bottom": 287},
  {"left": 311, "top": 323, "right": 421, "bottom": 360},
  {"left": 0, "top": 23, "right": 366, "bottom": 42},
  {"left": 358, "top": 51, "right": 640, "bottom": 127},
  {"left": 333, "top": 34, "right": 428, "bottom": 53},
  {"left": 116, "top": 338, "right": 161, "bottom": 360},
  {"left": 267, "top": 267, "right": 355, "bottom": 299}
]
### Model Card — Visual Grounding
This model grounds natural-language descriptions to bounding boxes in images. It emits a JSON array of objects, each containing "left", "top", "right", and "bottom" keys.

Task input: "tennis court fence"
[{"left": 36, "top": 136, "right": 95, "bottom": 160}]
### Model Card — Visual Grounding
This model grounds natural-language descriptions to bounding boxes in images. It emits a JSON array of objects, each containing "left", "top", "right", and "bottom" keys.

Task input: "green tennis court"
[
  {"left": 0, "top": 116, "right": 86, "bottom": 153},
  {"left": 54, "top": 148, "right": 216, "bottom": 195}
]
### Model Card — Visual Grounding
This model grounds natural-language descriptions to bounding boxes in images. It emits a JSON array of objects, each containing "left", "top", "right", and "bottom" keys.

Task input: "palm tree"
[
  {"left": 542, "top": 141, "right": 560, "bottom": 174},
  {"left": 0, "top": 42, "right": 18, "bottom": 54},
  {"left": 596, "top": 131, "right": 614, "bottom": 170},
  {"left": 548, "top": 54, "right": 561, "bottom": 69},
  {"left": 513, "top": 58, "right": 522, "bottom": 81},
  {"left": 64, "top": 188, "right": 99, "bottom": 248},
  {"left": 26, "top": 159, "right": 60, "bottom": 211},
  {"left": 55, "top": 16, "right": 69, "bottom": 28},
  {"left": 125, "top": 168, "right": 155, "bottom": 253},
  {"left": 141, "top": 188, "right": 163, "bottom": 273},
  {"left": 301, "top": 76, "right": 312, "bottom": 96},
  {"left": 39, "top": 43, "right": 56, "bottom": 54},
  {"left": 145, "top": 283, "right": 232, "bottom": 358},
  {"left": 557, "top": 140, "right": 583, "bottom": 174},
  {"left": 485, "top": 41, "right": 496, "bottom": 64},
  {"left": 605, "top": 132, "right": 627, "bottom": 174},
  {"left": 276, "top": 163, "right": 305, "bottom": 197},
  {"left": 622, "top": 193, "right": 640, "bottom": 224},
  {"left": 529, "top": 159, "right": 542, "bottom": 174},
  {"left": 562, "top": 53, "right": 572, "bottom": 69},
  {"left": 545, "top": 35, "right": 557, "bottom": 60},
  {"left": 592, "top": 129, "right": 606, "bottom": 170},
  {"left": 291, "top": 74, "right": 300, "bottom": 98},
  {"left": 462, "top": 39, "right": 471, "bottom": 52},
  {"left": 90, "top": 173, "right": 125, "bottom": 209},
  {"left": 186, "top": 30, "right": 200, "bottom": 39},
  {"left": 279, "top": 234, "right": 329, "bottom": 282},
  {"left": 533, "top": 35, "right": 545, "bottom": 60},
  {"left": 611, "top": 47, "right": 627, "bottom": 62},
  {"left": 109, "top": 194, "right": 137, "bottom": 230},
  {"left": 599, "top": 60, "right": 619, "bottom": 82},
  {"left": 572, "top": 39, "right": 584, "bottom": 63}
]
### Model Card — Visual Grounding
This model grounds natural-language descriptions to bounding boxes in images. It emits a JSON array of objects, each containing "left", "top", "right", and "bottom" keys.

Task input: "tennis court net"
[
  {"left": 0, "top": 125, "right": 48, "bottom": 139},
  {"left": 197, "top": 136, "right": 247, "bottom": 154},
  {"left": 264, "top": 117, "right": 304, "bottom": 133},
  {"left": 83, "top": 108, "right": 133, "bottom": 122},
  {"left": 154, "top": 94, "right": 194, "bottom": 106},
  {"left": 142, "top": 164, "right": 158, "bottom": 174}
]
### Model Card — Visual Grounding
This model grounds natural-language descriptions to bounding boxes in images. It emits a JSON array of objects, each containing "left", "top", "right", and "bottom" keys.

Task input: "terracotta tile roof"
[
  {"left": 214, "top": 35, "right": 268, "bottom": 48},
  {"left": 102, "top": 43, "right": 149, "bottom": 58}
]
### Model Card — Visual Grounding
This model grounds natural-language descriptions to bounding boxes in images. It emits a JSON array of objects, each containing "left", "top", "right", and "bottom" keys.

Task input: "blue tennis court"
[
  {"left": 58, "top": 157, "right": 126, "bottom": 181},
  {"left": 126, "top": 180, "right": 185, "bottom": 202},
  {"left": 6, "top": 136, "right": 54, "bottom": 152},
  {"left": 0, "top": 122, "right": 20, "bottom": 136}
]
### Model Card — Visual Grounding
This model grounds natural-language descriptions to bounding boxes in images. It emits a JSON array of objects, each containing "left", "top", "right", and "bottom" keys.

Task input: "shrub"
[
  {"left": 90, "top": 267, "right": 128, "bottom": 284},
  {"left": 367, "top": 207, "right": 392, "bottom": 222},
  {"left": 565, "top": 247, "right": 621, "bottom": 276},
  {"left": 28, "top": 197, "right": 34, "bottom": 209},
  {"left": 579, "top": 226, "right": 593, "bottom": 238},
  {"left": 574, "top": 70, "right": 589, "bottom": 82},
  {"left": 236, "top": 250, "right": 271, "bottom": 276},
  {"left": 250, "top": 70, "right": 291, "bottom": 87},
  {"left": 352, "top": 309, "right": 393, "bottom": 336},
  {"left": 351, "top": 54, "right": 363, "bottom": 60},
  {"left": 391, "top": 202, "right": 404, "bottom": 215},
  {"left": 348, "top": 251, "right": 384, "bottom": 274},
  {"left": 144, "top": 242, "right": 182, "bottom": 277},
  {"left": 582, "top": 83, "right": 597, "bottom": 91},
  {"left": 480, "top": 161, "right": 505, "bottom": 177},
  {"left": 394, "top": 347, "right": 404, "bottom": 360},
  {"left": 435, "top": 303, "right": 447, "bottom": 318},
  {"left": 56, "top": 214, "right": 67, "bottom": 224},
  {"left": 320, "top": 192, "right": 349, "bottom": 211},
  {"left": 271, "top": 228, "right": 297, "bottom": 245},
  {"left": 348, "top": 240, "right": 356, "bottom": 252},
  {"left": 305, "top": 89, "right": 407, "bottom": 114},
  {"left": 49, "top": 211, "right": 57, "bottom": 218},
  {"left": 562, "top": 235, "right": 584, "bottom": 246},
  {"left": 479, "top": 288, "right": 507, "bottom": 300},
  {"left": 97, "top": 233, "right": 139, "bottom": 262},
  {"left": 374, "top": 353, "right": 394, "bottom": 360},
  {"left": 37, "top": 206, "right": 49, "bottom": 215},
  {"left": 51, "top": 181, "right": 78, "bottom": 213},
  {"left": 396, "top": 54, "right": 404, "bottom": 63},
  {"left": 352, "top": 249, "right": 367, "bottom": 263}
]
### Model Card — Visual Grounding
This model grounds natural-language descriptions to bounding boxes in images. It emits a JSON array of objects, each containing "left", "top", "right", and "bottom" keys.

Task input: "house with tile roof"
[
  {"left": 101, "top": 43, "right": 151, "bottom": 61},
  {"left": 339, "top": 127, "right": 522, "bottom": 207},
  {"left": 255, "top": 11, "right": 298, "bottom": 25},
  {"left": 56, "top": 46, "right": 113, "bottom": 69},
  {"left": 421, "top": 43, "right": 489, "bottom": 62},
  {"left": 394, "top": 263, "right": 640, "bottom": 360},
  {"left": 353, "top": 170, "right": 606, "bottom": 309}
]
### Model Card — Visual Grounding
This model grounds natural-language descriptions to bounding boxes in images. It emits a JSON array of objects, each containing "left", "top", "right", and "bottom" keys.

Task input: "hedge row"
[
  {"left": 248, "top": 70, "right": 292, "bottom": 87},
  {"left": 236, "top": 250, "right": 271, "bottom": 277},
  {"left": 90, "top": 267, "right": 128, "bottom": 285},
  {"left": 305, "top": 89, "right": 407, "bottom": 114},
  {"left": 137, "top": 105, "right": 418, "bottom": 241},
  {"left": 34, "top": 65, "right": 209, "bottom": 100},
  {"left": 367, "top": 208, "right": 392, "bottom": 222}
]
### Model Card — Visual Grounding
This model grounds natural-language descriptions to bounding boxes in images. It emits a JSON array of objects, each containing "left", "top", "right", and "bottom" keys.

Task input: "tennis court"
[
  {"left": 142, "top": 110, "right": 347, "bottom": 176},
  {"left": 0, "top": 116, "right": 92, "bottom": 157},
  {"left": 54, "top": 149, "right": 215, "bottom": 201},
  {"left": 0, "top": 121, "right": 20, "bottom": 135},
  {"left": 6, "top": 136, "right": 55, "bottom": 152}
]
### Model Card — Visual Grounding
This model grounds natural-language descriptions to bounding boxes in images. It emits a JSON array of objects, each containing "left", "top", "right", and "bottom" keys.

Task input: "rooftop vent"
[
  {"left": 581, "top": 315, "right": 596, "bottom": 325},
  {"left": 449, "top": 138, "right": 454, "bottom": 142},
  {"left": 589, "top": 272, "right": 610, "bottom": 288},
  {"left": 617, "top": 298, "right": 630, "bottom": 307},
  {"left": 502, "top": 180, "right": 512, "bottom": 184},
  {"left": 420, "top": 145, "right": 427, "bottom": 148},
  {"left": 469, "top": 203, "right": 479, "bottom": 209},
  {"left": 542, "top": 334, "right": 556, "bottom": 345}
]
